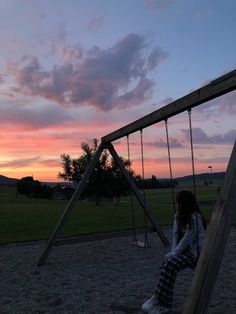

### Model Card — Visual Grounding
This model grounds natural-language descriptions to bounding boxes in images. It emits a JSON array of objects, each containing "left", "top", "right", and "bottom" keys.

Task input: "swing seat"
[{"left": 132, "top": 239, "right": 151, "bottom": 248}]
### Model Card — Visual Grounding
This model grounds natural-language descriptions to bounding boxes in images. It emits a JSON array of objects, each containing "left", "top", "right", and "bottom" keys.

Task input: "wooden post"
[
  {"left": 37, "top": 142, "right": 105, "bottom": 266},
  {"left": 183, "top": 141, "right": 236, "bottom": 314},
  {"left": 107, "top": 142, "right": 170, "bottom": 247}
]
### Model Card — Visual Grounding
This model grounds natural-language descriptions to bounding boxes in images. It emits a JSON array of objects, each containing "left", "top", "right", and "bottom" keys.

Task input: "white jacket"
[{"left": 168, "top": 212, "right": 205, "bottom": 258}]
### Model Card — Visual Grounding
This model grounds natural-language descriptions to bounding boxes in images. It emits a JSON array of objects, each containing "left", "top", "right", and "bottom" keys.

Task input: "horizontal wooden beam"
[{"left": 102, "top": 69, "right": 236, "bottom": 143}]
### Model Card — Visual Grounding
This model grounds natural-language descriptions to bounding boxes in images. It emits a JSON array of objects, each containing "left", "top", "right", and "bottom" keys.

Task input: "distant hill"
[
  {"left": 0, "top": 175, "right": 19, "bottom": 186},
  {"left": 0, "top": 171, "right": 226, "bottom": 187},
  {"left": 176, "top": 172, "right": 225, "bottom": 184}
]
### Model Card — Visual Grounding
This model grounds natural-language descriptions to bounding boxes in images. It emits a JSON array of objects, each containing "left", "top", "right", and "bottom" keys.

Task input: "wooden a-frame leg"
[{"left": 37, "top": 142, "right": 105, "bottom": 266}]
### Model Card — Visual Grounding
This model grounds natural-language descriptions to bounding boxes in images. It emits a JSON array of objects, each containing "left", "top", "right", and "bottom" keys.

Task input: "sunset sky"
[{"left": 0, "top": 0, "right": 235, "bottom": 182}]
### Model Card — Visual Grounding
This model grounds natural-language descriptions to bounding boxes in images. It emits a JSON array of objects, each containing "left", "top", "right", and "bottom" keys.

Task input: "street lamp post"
[
  {"left": 208, "top": 166, "right": 212, "bottom": 174},
  {"left": 208, "top": 166, "right": 213, "bottom": 185}
]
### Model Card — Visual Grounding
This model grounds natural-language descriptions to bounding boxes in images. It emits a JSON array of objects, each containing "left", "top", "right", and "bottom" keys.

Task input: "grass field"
[{"left": 0, "top": 184, "right": 223, "bottom": 245}]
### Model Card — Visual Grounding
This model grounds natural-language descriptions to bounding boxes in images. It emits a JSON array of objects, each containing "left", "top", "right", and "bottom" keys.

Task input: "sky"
[{"left": 0, "top": 0, "right": 235, "bottom": 182}]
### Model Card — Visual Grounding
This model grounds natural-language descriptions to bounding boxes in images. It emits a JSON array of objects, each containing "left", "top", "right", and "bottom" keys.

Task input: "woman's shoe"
[
  {"left": 141, "top": 295, "right": 158, "bottom": 312},
  {"left": 149, "top": 305, "right": 170, "bottom": 314}
]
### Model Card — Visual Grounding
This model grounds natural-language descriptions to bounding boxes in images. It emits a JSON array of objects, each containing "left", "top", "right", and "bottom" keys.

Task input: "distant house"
[{"left": 51, "top": 185, "right": 75, "bottom": 200}]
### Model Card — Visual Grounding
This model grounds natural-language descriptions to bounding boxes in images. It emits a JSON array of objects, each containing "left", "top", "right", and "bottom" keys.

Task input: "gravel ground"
[{"left": 0, "top": 227, "right": 235, "bottom": 314}]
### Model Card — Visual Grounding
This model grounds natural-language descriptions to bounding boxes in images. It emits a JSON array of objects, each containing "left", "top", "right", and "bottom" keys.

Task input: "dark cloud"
[
  {"left": 7, "top": 33, "right": 168, "bottom": 111},
  {"left": 118, "top": 78, "right": 153, "bottom": 109},
  {"left": 87, "top": 15, "right": 105, "bottom": 31},
  {"left": 147, "top": 47, "right": 168, "bottom": 71},
  {"left": 148, "top": 138, "right": 183, "bottom": 148},
  {"left": 181, "top": 127, "right": 236, "bottom": 144},
  {"left": 0, "top": 101, "right": 73, "bottom": 130}
]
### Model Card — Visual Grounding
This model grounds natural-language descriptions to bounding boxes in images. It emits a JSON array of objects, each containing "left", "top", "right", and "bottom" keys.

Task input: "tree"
[
  {"left": 58, "top": 139, "right": 100, "bottom": 183},
  {"left": 58, "top": 139, "right": 137, "bottom": 202},
  {"left": 17, "top": 176, "right": 52, "bottom": 199}
]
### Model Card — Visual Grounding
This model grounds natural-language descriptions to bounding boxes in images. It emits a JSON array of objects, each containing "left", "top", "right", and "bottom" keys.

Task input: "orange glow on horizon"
[
  {"left": 0, "top": 158, "right": 228, "bottom": 183},
  {"left": 0, "top": 123, "right": 233, "bottom": 182}
]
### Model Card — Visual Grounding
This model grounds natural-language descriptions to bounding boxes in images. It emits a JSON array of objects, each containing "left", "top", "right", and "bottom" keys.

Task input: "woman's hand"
[{"left": 165, "top": 251, "right": 175, "bottom": 259}]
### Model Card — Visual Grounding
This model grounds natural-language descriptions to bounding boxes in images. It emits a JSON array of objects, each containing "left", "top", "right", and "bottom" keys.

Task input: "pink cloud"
[
  {"left": 217, "top": 91, "right": 236, "bottom": 115},
  {"left": 6, "top": 33, "right": 168, "bottom": 111},
  {"left": 0, "top": 156, "right": 44, "bottom": 168},
  {"left": 0, "top": 95, "right": 130, "bottom": 134},
  {"left": 158, "top": 97, "right": 173, "bottom": 106},
  {"left": 0, "top": 101, "right": 73, "bottom": 130},
  {"left": 87, "top": 15, "right": 105, "bottom": 31},
  {"left": 0, "top": 74, "right": 4, "bottom": 84},
  {"left": 59, "top": 44, "right": 83, "bottom": 62},
  {"left": 195, "top": 89, "right": 236, "bottom": 117}
]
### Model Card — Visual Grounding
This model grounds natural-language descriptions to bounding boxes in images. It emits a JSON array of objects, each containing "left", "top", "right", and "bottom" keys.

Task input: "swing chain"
[
  {"left": 126, "top": 135, "right": 137, "bottom": 243},
  {"left": 188, "top": 110, "right": 200, "bottom": 254},
  {"left": 140, "top": 129, "right": 150, "bottom": 248},
  {"left": 165, "top": 119, "right": 176, "bottom": 213},
  {"left": 188, "top": 109, "right": 196, "bottom": 196}
]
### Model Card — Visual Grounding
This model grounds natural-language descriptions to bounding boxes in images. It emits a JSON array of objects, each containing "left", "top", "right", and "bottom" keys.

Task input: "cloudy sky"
[{"left": 0, "top": 0, "right": 235, "bottom": 182}]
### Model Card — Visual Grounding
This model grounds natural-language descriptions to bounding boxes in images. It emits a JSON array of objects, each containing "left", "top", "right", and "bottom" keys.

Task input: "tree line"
[{"left": 17, "top": 139, "right": 177, "bottom": 200}]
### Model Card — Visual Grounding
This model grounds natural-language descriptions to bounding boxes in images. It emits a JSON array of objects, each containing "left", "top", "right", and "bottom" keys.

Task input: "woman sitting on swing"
[{"left": 142, "top": 190, "right": 206, "bottom": 314}]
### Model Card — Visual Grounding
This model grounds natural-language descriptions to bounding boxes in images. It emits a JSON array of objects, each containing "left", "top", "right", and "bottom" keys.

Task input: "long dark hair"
[{"left": 176, "top": 190, "right": 206, "bottom": 232}]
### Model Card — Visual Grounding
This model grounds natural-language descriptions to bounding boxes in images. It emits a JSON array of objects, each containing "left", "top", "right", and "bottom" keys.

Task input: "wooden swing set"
[{"left": 38, "top": 69, "right": 236, "bottom": 314}]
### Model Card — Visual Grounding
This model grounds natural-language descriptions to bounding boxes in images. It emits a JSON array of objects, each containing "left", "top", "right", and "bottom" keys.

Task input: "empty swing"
[{"left": 126, "top": 132, "right": 150, "bottom": 248}]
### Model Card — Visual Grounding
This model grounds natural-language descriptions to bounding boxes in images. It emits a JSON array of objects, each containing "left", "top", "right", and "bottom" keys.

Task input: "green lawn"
[{"left": 0, "top": 185, "right": 224, "bottom": 244}]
